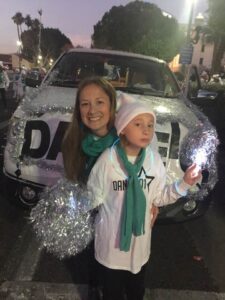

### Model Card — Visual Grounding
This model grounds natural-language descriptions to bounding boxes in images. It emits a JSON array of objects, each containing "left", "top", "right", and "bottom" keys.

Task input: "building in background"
[
  {"left": 11, "top": 54, "right": 33, "bottom": 70},
  {"left": 0, "top": 54, "right": 12, "bottom": 69},
  {"left": 169, "top": 13, "right": 225, "bottom": 76},
  {"left": 191, "top": 13, "right": 214, "bottom": 73},
  {"left": 0, "top": 53, "right": 33, "bottom": 70}
]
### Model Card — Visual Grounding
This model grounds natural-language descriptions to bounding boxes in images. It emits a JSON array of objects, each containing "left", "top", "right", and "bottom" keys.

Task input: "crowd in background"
[{"left": 0, "top": 61, "right": 47, "bottom": 106}]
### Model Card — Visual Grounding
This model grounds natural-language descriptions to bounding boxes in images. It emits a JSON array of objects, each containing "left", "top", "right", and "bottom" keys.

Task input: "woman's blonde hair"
[{"left": 62, "top": 76, "right": 117, "bottom": 181}]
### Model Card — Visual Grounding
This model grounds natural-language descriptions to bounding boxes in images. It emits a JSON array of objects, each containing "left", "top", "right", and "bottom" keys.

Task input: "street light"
[
  {"left": 162, "top": 11, "right": 172, "bottom": 19},
  {"left": 49, "top": 58, "right": 53, "bottom": 66},
  {"left": 37, "top": 55, "right": 42, "bottom": 65},
  {"left": 16, "top": 40, "right": 22, "bottom": 47},
  {"left": 16, "top": 40, "right": 22, "bottom": 69}
]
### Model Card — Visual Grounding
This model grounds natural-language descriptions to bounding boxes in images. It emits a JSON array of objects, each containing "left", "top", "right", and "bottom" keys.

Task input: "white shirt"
[{"left": 87, "top": 144, "right": 190, "bottom": 274}]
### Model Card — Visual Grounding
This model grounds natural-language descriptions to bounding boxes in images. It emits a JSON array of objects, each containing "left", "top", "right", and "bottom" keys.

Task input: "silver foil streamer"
[{"left": 30, "top": 178, "right": 94, "bottom": 259}]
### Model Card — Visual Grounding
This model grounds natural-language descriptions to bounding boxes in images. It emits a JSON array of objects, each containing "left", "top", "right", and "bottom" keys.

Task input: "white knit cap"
[{"left": 115, "top": 101, "right": 156, "bottom": 135}]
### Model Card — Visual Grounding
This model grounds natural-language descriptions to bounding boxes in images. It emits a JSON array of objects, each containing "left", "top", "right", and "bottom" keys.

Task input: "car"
[
  {"left": 25, "top": 67, "right": 46, "bottom": 87},
  {"left": 3, "top": 48, "right": 218, "bottom": 222}
]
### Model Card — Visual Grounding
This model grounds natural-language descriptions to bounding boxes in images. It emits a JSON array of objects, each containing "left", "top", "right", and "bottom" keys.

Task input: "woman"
[{"left": 62, "top": 76, "right": 117, "bottom": 182}]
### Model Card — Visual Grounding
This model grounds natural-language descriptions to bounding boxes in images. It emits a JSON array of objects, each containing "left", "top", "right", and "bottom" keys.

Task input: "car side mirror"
[{"left": 197, "top": 89, "right": 218, "bottom": 100}]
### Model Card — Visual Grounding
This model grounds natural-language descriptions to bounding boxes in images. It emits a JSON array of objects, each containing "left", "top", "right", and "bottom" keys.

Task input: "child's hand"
[
  {"left": 150, "top": 205, "right": 159, "bottom": 228},
  {"left": 183, "top": 163, "right": 202, "bottom": 186}
]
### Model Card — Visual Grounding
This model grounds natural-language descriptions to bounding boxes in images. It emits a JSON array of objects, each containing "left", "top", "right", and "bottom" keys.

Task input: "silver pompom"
[
  {"left": 179, "top": 122, "right": 218, "bottom": 200},
  {"left": 30, "top": 178, "right": 94, "bottom": 259}
]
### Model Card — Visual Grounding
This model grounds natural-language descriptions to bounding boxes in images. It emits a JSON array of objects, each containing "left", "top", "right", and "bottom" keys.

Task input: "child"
[{"left": 87, "top": 101, "right": 201, "bottom": 300}]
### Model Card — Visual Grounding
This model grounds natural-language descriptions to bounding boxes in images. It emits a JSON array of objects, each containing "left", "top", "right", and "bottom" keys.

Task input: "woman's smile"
[{"left": 79, "top": 84, "right": 111, "bottom": 136}]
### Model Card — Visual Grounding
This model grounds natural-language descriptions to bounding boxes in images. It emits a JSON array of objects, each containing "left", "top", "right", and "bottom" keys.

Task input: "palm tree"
[
  {"left": 24, "top": 14, "right": 33, "bottom": 29},
  {"left": 12, "top": 12, "right": 24, "bottom": 41},
  {"left": 32, "top": 18, "right": 41, "bottom": 31}
]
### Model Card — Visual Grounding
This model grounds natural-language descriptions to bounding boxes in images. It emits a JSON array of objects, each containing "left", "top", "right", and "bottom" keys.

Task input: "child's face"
[
  {"left": 79, "top": 84, "right": 111, "bottom": 137},
  {"left": 121, "top": 113, "right": 155, "bottom": 155}
]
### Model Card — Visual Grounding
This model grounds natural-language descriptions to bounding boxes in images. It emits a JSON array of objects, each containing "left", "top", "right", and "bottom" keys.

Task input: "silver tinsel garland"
[
  {"left": 30, "top": 178, "right": 94, "bottom": 259},
  {"left": 7, "top": 86, "right": 219, "bottom": 203}
]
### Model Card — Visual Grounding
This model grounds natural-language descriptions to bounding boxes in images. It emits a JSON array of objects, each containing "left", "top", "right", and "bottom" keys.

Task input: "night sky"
[{"left": 0, "top": 0, "right": 208, "bottom": 53}]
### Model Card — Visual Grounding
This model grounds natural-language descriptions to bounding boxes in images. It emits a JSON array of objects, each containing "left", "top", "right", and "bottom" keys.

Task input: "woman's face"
[{"left": 79, "top": 84, "right": 111, "bottom": 137}]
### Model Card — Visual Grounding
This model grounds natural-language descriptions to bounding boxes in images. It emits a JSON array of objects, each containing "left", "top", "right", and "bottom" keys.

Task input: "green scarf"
[
  {"left": 82, "top": 127, "right": 118, "bottom": 175},
  {"left": 116, "top": 143, "right": 146, "bottom": 252}
]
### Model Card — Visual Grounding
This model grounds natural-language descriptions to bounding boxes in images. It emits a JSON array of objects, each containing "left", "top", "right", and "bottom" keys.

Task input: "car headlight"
[{"left": 183, "top": 199, "right": 197, "bottom": 213}]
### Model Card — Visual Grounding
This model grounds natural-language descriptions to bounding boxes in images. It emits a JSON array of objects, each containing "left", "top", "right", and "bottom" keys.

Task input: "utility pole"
[
  {"left": 187, "top": 1, "right": 195, "bottom": 43},
  {"left": 180, "top": 0, "right": 195, "bottom": 97},
  {"left": 37, "top": 9, "right": 43, "bottom": 66}
]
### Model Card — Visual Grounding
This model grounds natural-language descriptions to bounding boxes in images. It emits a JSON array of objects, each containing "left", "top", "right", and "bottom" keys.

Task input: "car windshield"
[{"left": 45, "top": 52, "right": 180, "bottom": 98}]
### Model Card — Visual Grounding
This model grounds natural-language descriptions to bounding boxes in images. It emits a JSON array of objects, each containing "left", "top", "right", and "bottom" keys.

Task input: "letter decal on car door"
[
  {"left": 156, "top": 122, "right": 180, "bottom": 165},
  {"left": 169, "top": 122, "right": 180, "bottom": 159},
  {"left": 21, "top": 120, "right": 69, "bottom": 160},
  {"left": 46, "top": 121, "right": 68, "bottom": 160},
  {"left": 22, "top": 120, "right": 50, "bottom": 158}
]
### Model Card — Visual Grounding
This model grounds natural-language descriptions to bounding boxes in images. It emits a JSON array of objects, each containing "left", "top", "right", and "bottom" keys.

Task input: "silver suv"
[{"left": 3, "top": 48, "right": 218, "bottom": 222}]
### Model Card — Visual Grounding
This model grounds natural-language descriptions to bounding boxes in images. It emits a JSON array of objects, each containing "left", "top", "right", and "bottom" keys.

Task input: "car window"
[{"left": 46, "top": 52, "right": 180, "bottom": 98}]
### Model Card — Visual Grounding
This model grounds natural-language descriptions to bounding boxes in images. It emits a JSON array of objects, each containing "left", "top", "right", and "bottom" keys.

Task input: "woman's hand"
[
  {"left": 183, "top": 163, "right": 202, "bottom": 186},
  {"left": 150, "top": 205, "right": 159, "bottom": 228}
]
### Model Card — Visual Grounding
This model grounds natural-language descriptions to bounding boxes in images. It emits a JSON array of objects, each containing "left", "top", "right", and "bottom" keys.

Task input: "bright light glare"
[
  {"left": 181, "top": 0, "right": 196, "bottom": 23},
  {"left": 69, "top": 192, "right": 76, "bottom": 210},
  {"left": 191, "top": 148, "right": 208, "bottom": 168},
  {"left": 162, "top": 11, "right": 172, "bottom": 18},
  {"left": 155, "top": 105, "right": 169, "bottom": 114}
]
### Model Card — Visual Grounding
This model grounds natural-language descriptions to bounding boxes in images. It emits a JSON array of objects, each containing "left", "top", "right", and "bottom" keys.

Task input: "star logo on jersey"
[{"left": 138, "top": 167, "right": 155, "bottom": 192}]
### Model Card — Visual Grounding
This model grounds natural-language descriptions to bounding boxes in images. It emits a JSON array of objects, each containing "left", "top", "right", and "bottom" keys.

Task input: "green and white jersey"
[{"left": 87, "top": 144, "right": 190, "bottom": 274}]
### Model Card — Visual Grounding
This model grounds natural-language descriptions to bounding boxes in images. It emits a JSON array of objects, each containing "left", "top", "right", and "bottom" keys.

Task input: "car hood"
[
  {"left": 116, "top": 91, "right": 200, "bottom": 129},
  {"left": 14, "top": 86, "right": 76, "bottom": 118},
  {"left": 14, "top": 86, "right": 200, "bottom": 128}
]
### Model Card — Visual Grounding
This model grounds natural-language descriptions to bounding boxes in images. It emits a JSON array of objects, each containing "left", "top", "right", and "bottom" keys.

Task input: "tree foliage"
[
  {"left": 21, "top": 28, "right": 72, "bottom": 64},
  {"left": 92, "top": 1, "right": 184, "bottom": 62},
  {"left": 207, "top": 0, "right": 225, "bottom": 73},
  {"left": 12, "top": 12, "right": 73, "bottom": 66}
]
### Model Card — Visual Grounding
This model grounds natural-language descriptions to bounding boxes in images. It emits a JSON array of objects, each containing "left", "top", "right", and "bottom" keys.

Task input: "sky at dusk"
[{"left": 1, "top": 0, "right": 208, "bottom": 54}]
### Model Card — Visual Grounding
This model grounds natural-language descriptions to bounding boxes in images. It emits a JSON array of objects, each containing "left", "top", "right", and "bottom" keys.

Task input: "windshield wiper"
[{"left": 49, "top": 79, "right": 76, "bottom": 87}]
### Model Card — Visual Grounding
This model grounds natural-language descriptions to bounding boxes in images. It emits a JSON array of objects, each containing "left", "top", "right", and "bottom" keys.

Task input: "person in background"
[
  {"left": 87, "top": 100, "right": 202, "bottom": 300},
  {"left": 12, "top": 69, "right": 25, "bottom": 101},
  {"left": 200, "top": 69, "right": 210, "bottom": 83},
  {"left": 62, "top": 77, "right": 159, "bottom": 299},
  {"left": 0, "top": 61, "right": 10, "bottom": 111}
]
